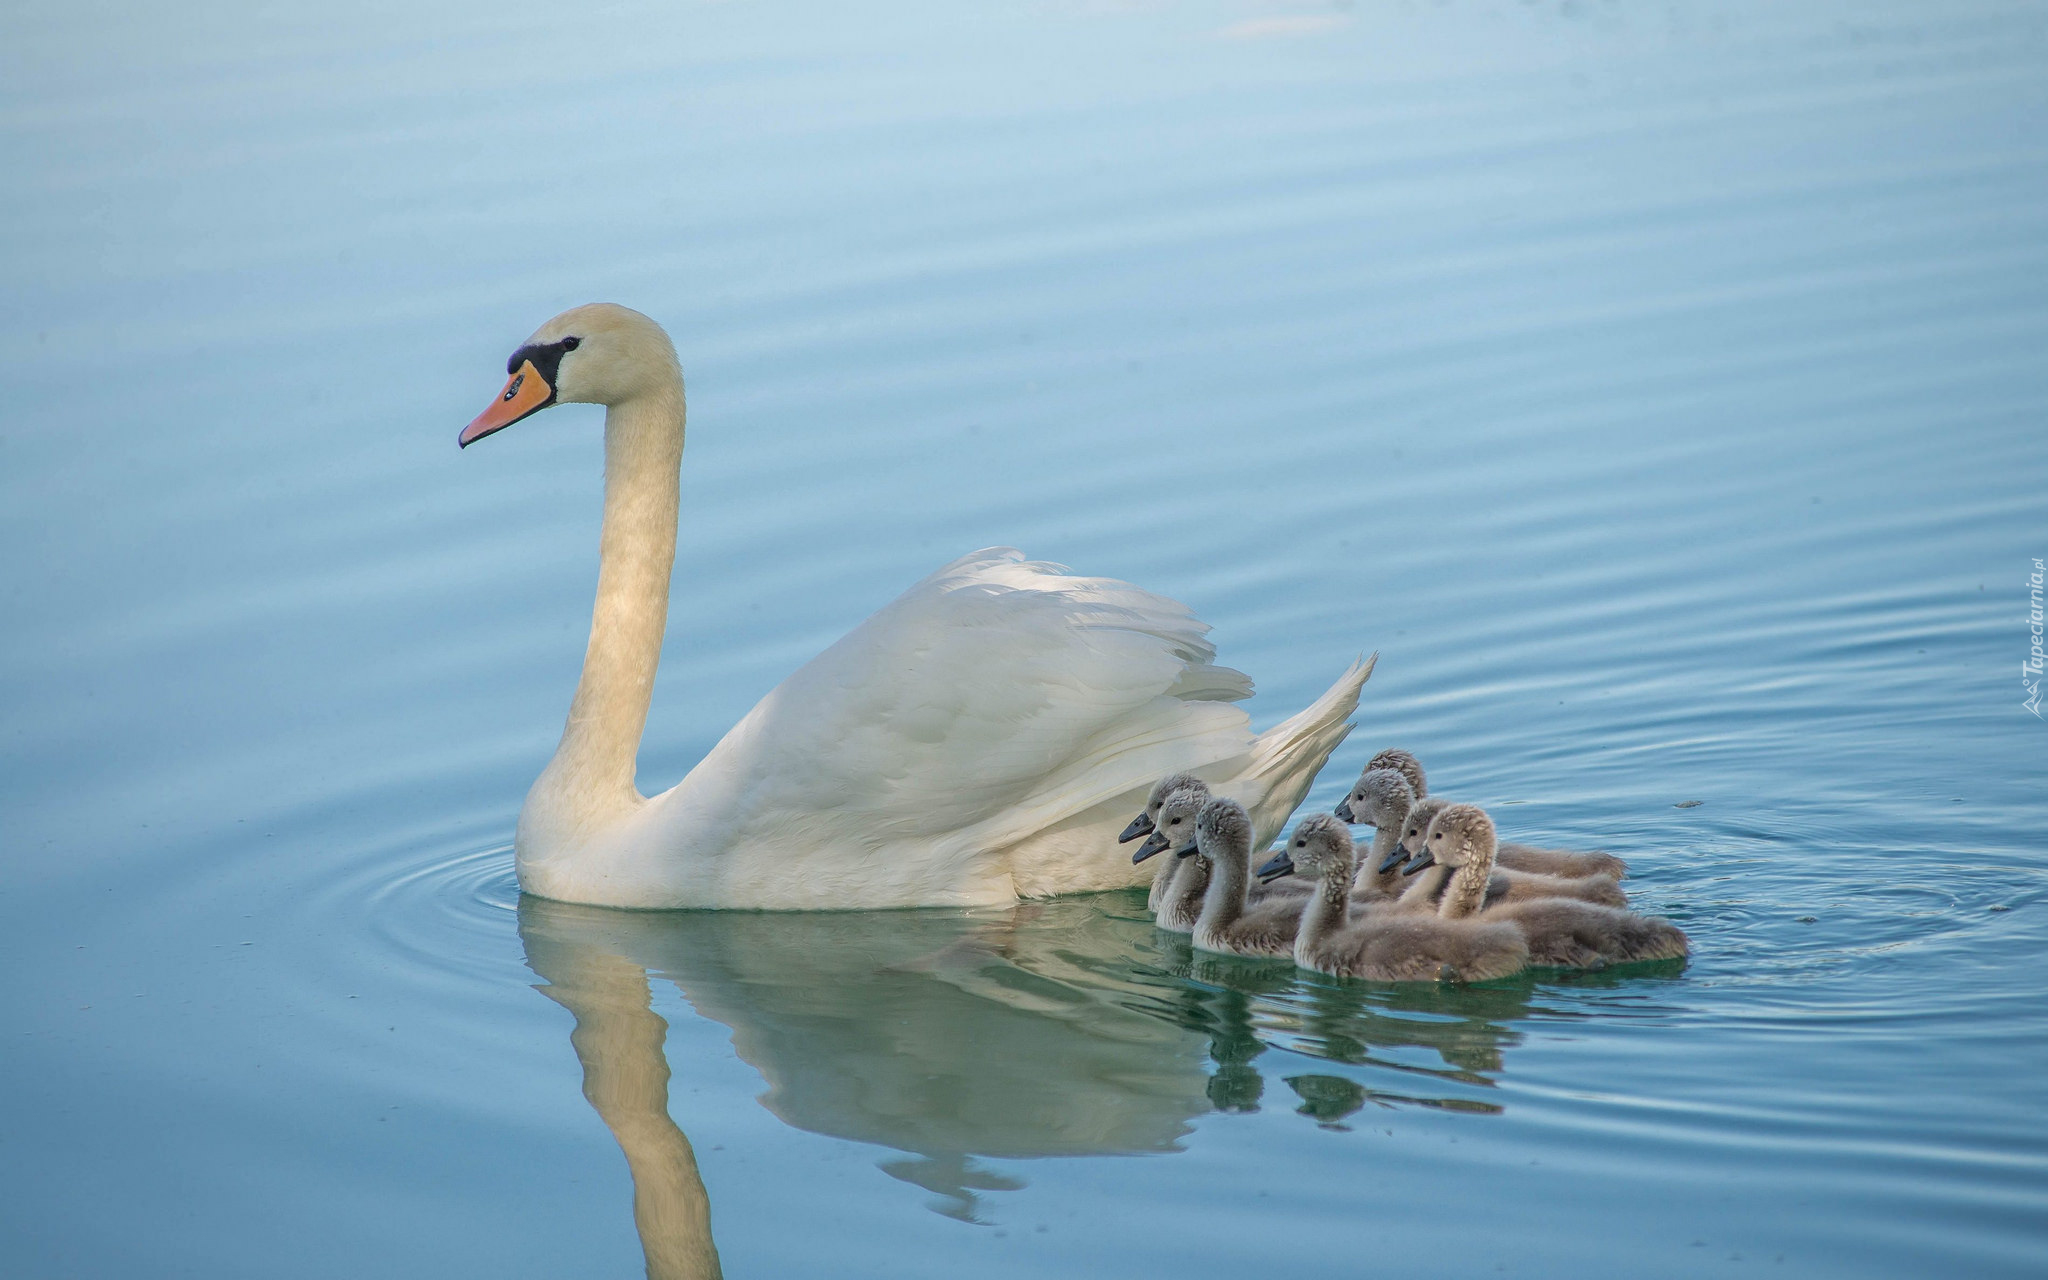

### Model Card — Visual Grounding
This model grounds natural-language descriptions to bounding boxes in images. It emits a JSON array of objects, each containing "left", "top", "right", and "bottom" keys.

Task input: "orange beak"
[{"left": 459, "top": 359, "right": 555, "bottom": 447}]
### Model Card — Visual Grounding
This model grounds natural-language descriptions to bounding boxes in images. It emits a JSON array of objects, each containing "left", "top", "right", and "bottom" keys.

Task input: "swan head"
[
  {"left": 460, "top": 303, "right": 681, "bottom": 447},
  {"left": 1120, "top": 772, "right": 1210, "bottom": 844},
  {"left": 1132, "top": 784, "right": 1208, "bottom": 863},
  {"left": 1415, "top": 803, "right": 1494, "bottom": 877},
  {"left": 1398, "top": 795, "right": 1451, "bottom": 858},
  {"left": 1336, "top": 766, "right": 1414, "bottom": 830},
  {"left": 1257, "top": 813, "right": 1352, "bottom": 883},
  {"left": 1366, "top": 748, "right": 1427, "bottom": 800},
  {"left": 1191, "top": 797, "right": 1252, "bottom": 867}
]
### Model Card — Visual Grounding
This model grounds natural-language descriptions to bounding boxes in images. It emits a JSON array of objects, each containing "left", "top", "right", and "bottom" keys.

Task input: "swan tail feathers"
[{"left": 1241, "top": 652, "right": 1377, "bottom": 845}]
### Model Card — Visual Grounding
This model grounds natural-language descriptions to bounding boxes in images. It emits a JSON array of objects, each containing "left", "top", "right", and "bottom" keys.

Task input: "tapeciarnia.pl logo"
[{"left": 2027, "top": 558, "right": 2044, "bottom": 718}]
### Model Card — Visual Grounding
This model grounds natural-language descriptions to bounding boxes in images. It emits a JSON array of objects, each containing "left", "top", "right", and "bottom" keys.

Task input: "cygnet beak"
[
  {"left": 1173, "top": 841, "right": 1200, "bottom": 859},
  {"left": 1333, "top": 799, "right": 1357, "bottom": 823},
  {"left": 1132, "top": 829, "right": 1172, "bottom": 863},
  {"left": 1255, "top": 851, "right": 1295, "bottom": 882},
  {"left": 1401, "top": 850, "right": 1436, "bottom": 876},
  {"left": 461, "top": 359, "right": 556, "bottom": 447},
  {"left": 1377, "top": 847, "right": 1413, "bottom": 875},
  {"left": 1118, "top": 812, "right": 1154, "bottom": 843}
]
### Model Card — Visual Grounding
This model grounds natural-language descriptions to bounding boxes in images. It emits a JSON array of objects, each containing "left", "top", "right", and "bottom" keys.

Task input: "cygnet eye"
[
  {"left": 1169, "top": 816, "right": 1182, "bottom": 825},
  {"left": 1294, "top": 839, "right": 1306, "bottom": 848}
]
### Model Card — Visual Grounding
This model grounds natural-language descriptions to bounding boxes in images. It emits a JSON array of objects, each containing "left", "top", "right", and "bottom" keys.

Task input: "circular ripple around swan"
[{"left": 190, "top": 810, "right": 545, "bottom": 1088}]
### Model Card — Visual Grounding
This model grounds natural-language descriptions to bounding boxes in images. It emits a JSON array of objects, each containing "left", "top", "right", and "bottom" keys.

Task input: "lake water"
[{"left": 5, "top": 0, "right": 2046, "bottom": 1275}]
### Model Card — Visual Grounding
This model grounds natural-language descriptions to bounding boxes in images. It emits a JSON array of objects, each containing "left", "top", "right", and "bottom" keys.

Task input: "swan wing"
[{"left": 651, "top": 549, "right": 1259, "bottom": 899}]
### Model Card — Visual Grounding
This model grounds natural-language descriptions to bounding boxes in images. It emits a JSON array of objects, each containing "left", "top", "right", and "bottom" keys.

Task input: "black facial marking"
[{"left": 505, "top": 336, "right": 581, "bottom": 387}]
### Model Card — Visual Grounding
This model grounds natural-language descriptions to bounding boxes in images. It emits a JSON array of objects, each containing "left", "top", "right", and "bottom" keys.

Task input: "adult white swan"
[{"left": 462, "top": 303, "right": 1373, "bottom": 909}]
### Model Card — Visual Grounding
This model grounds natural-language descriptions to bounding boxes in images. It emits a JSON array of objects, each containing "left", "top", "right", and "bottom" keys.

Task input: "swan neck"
[
  {"left": 1398, "top": 864, "right": 1448, "bottom": 910},
  {"left": 1439, "top": 848, "right": 1494, "bottom": 919},
  {"left": 533, "top": 384, "right": 686, "bottom": 828},
  {"left": 1197, "top": 846, "right": 1249, "bottom": 934},
  {"left": 1148, "top": 847, "right": 1180, "bottom": 910},
  {"left": 1299, "top": 862, "right": 1352, "bottom": 950},
  {"left": 1360, "top": 824, "right": 1404, "bottom": 895},
  {"left": 1167, "top": 856, "right": 1211, "bottom": 928}
]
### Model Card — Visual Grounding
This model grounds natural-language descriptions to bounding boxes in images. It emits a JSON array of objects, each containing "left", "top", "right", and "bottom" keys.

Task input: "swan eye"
[{"left": 561, "top": 336, "right": 581, "bottom": 351}]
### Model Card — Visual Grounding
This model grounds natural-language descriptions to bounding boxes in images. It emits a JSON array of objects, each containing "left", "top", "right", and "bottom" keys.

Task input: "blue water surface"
[{"left": 4, "top": 1, "right": 2046, "bottom": 1276}]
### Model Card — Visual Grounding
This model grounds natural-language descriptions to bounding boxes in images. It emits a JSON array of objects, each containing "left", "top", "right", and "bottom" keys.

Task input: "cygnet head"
[
  {"left": 460, "top": 303, "right": 682, "bottom": 447},
  {"left": 1420, "top": 803, "right": 1496, "bottom": 875},
  {"left": 1132, "top": 784, "right": 1208, "bottom": 863},
  {"left": 1399, "top": 795, "right": 1452, "bottom": 857},
  {"left": 1190, "top": 797, "right": 1253, "bottom": 866},
  {"left": 1339, "top": 767, "right": 1416, "bottom": 829},
  {"left": 1256, "top": 813, "right": 1353, "bottom": 883},
  {"left": 1121, "top": 771, "right": 1209, "bottom": 844},
  {"left": 1366, "top": 748, "right": 1428, "bottom": 800}
]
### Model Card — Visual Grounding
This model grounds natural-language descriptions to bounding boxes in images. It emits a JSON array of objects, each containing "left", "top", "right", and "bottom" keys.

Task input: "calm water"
[{"left": 5, "top": 1, "right": 2047, "bottom": 1275}]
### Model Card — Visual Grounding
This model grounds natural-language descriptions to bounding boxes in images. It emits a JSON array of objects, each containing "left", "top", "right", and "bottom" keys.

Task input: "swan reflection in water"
[{"left": 516, "top": 893, "right": 1543, "bottom": 1253}]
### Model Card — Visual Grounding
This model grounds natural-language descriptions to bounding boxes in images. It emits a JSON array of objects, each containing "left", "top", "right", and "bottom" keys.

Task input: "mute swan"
[
  {"left": 1398, "top": 845, "right": 1628, "bottom": 911},
  {"left": 1333, "top": 767, "right": 1427, "bottom": 902},
  {"left": 1397, "top": 792, "right": 1628, "bottom": 882},
  {"left": 1137, "top": 784, "right": 1303, "bottom": 933},
  {"left": 461, "top": 304, "right": 1376, "bottom": 908},
  {"left": 1258, "top": 815, "right": 1527, "bottom": 983},
  {"left": 1119, "top": 771, "right": 1206, "bottom": 845},
  {"left": 1180, "top": 798, "right": 1300, "bottom": 958},
  {"left": 1123, "top": 772, "right": 1207, "bottom": 913},
  {"left": 1350, "top": 774, "right": 1627, "bottom": 909},
  {"left": 1151, "top": 842, "right": 1211, "bottom": 936},
  {"left": 1357, "top": 748, "right": 1428, "bottom": 805},
  {"left": 1424, "top": 806, "right": 1689, "bottom": 968},
  {"left": 1132, "top": 780, "right": 1212, "bottom": 929}
]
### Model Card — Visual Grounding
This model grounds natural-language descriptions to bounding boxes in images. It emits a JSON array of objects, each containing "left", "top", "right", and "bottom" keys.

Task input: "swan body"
[
  {"left": 1495, "top": 840, "right": 1628, "bottom": 882},
  {"left": 1265, "top": 816, "right": 1527, "bottom": 983},
  {"left": 466, "top": 304, "right": 1374, "bottom": 909},
  {"left": 1425, "top": 805, "right": 1688, "bottom": 969},
  {"left": 1479, "top": 897, "right": 1689, "bottom": 968}
]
